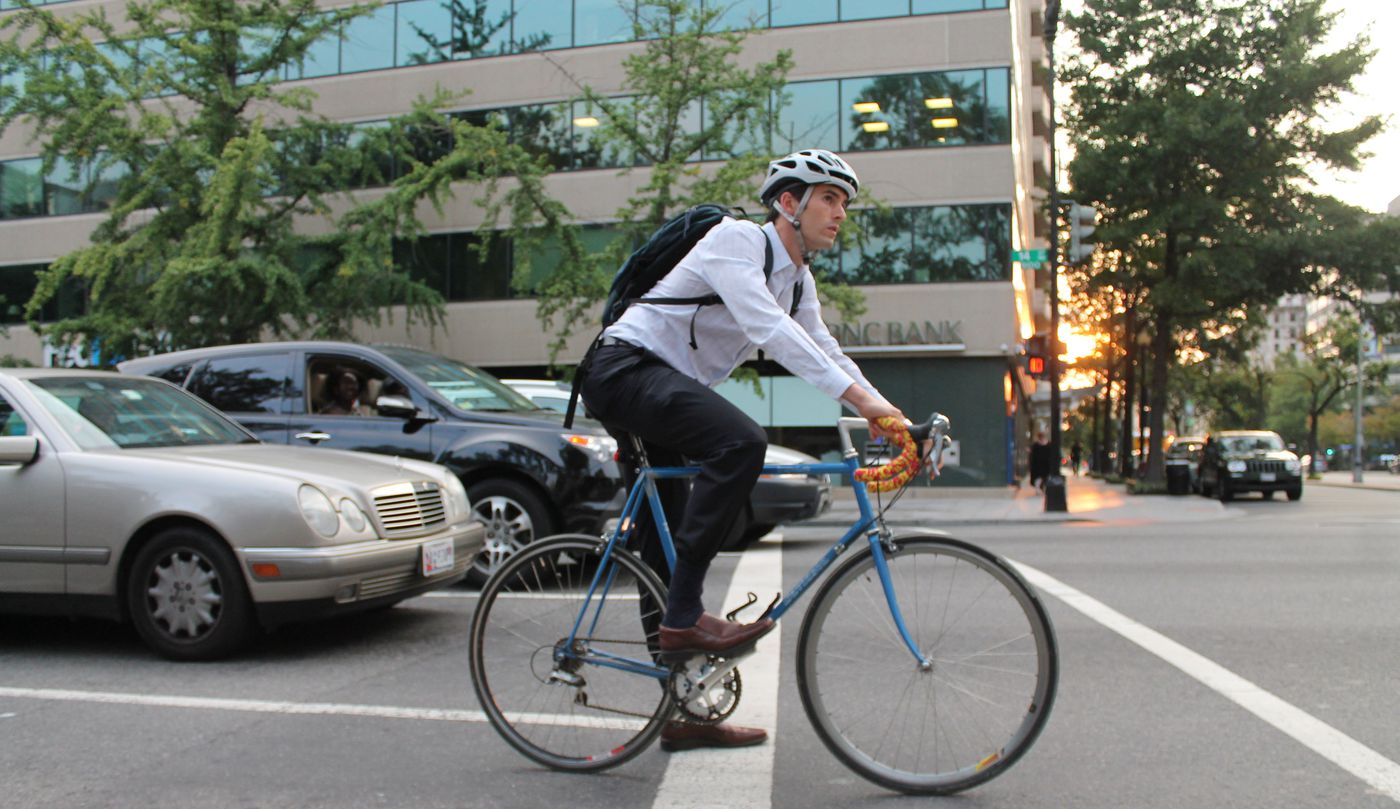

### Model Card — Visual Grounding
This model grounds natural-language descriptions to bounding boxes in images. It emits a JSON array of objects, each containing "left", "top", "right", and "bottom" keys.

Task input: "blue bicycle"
[{"left": 468, "top": 414, "right": 1058, "bottom": 795}]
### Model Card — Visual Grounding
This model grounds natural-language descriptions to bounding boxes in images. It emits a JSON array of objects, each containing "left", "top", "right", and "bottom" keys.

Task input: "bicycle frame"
[{"left": 562, "top": 424, "right": 941, "bottom": 682}]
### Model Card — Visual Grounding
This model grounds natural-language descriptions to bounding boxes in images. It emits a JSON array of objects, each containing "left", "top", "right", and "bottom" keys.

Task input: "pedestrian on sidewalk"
[
  {"left": 1029, "top": 431, "right": 1051, "bottom": 490},
  {"left": 1071, "top": 441, "right": 1082, "bottom": 476}
]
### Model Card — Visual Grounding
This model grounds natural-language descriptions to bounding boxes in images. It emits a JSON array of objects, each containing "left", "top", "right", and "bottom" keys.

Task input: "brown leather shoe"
[
  {"left": 659, "top": 615, "right": 774, "bottom": 659},
  {"left": 660, "top": 721, "right": 768, "bottom": 752}
]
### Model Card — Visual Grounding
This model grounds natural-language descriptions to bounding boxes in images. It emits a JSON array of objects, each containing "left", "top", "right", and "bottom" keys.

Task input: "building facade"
[{"left": 0, "top": 0, "right": 1056, "bottom": 485}]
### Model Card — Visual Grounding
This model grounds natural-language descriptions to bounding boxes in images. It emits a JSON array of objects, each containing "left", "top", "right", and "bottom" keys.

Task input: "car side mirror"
[
  {"left": 376, "top": 394, "right": 433, "bottom": 421},
  {"left": 0, "top": 435, "right": 40, "bottom": 465}
]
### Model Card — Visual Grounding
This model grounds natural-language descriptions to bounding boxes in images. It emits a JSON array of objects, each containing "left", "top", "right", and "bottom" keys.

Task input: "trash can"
[{"left": 1165, "top": 460, "right": 1190, "bottom": 495}]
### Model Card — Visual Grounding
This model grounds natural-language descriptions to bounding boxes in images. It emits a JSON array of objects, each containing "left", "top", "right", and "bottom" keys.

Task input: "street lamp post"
[{"left": 1042, "top": 0, "right": 1067, "bottom": 512}]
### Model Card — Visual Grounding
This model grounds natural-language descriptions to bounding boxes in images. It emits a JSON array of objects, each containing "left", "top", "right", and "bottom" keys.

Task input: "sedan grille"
[{"left": 372, "top": 481, "right": 446, "bottom": 536}]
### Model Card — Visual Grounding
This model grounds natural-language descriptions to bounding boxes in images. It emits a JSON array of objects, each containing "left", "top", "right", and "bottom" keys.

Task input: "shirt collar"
[{"left": 761, "top": 221, "right": 799, "bottom": 274}]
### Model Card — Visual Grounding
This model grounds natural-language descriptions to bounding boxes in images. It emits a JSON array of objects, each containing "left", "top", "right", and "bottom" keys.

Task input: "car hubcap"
[
  {"left": 146, "top": 550, "right": 222, "bottom": 639},
  {"left": 472, "top": 495, "right": 535, "bottom": 575}
]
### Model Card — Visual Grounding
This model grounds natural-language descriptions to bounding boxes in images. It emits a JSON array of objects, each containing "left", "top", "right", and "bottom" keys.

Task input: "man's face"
[{"left": 791, "top": 184, "right": 849, "bottom": 251}]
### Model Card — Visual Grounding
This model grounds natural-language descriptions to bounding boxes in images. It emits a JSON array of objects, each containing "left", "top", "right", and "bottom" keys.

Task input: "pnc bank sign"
[{"left": 827, "top": 319, "right": 965, "bottom": 351}]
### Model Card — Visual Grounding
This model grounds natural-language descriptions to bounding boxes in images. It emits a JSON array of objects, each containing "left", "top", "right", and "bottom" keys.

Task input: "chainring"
[{"left": 667, "top": 655, "right": 742, "bottom": 724}]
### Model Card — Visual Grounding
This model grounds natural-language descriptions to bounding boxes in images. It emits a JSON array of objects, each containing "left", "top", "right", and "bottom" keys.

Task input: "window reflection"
[
  {"left": 513, "top": 0, "right": 571, "bottom": 51},
  {"left": 575, "top": 0, "right": 634, "bottom": 47},
  {"left": 774, "top": 80, "right": 839, "bottom": 154},
  {"left": 707, "top": 0, "right": 769, "bottom": 30},
  {"left": 398, "top": 0, "right": 454, "bottom": 65},
  {"left": 842, "top": 0, "right": 909, "bottom": 22},
  {"left": 342, "top": 5, "right": 396, "bottom": 73},
  {"left": 771, "top": 0, "right": 837, "bottom": 27}
]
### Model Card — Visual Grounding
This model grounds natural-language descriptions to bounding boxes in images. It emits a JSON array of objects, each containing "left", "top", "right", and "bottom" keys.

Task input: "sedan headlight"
[
  {"left": 564, "top": 433, "right": 617, "bottom": 463},
  {"left": 443, "top": 474, "right": 470, "bottom": 522},
  {"left": 1226, "top": 460, "right": 1247, "bottom": 473},
  {"left": 339, "top": 498, "right": 368, "bottom": 533},
  {"left": 298, "top": 485, "right": 340, "bottom": 537}
]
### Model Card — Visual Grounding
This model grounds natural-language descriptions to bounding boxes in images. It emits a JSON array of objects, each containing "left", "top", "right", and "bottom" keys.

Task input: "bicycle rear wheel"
[
  {"left": 796, "top": 535, "right": 1057, "bottom": 795},
  {"left": 469, "top": 534, "right": 671, "bottom": 771}
]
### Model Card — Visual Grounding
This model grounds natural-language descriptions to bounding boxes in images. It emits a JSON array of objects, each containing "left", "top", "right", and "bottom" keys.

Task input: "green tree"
[
  {"left": 529, "top": 0, "right": 865, "bottom": 361},
  {"left": 1064, "top": 0, "right": 1392, "bottom": 484},
  {"left": 0, "top": 0, "right": 567, "bottom": 361}
]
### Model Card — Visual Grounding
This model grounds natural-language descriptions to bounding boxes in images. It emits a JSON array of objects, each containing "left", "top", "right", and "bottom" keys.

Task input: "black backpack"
[{"left": 563, "top": 204, "right": 799, "bottom": 428}]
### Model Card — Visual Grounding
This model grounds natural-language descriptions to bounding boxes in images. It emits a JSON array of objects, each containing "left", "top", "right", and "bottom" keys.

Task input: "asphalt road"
[{"left": 2, "top": 483, "right": 1397, "bottom": 808}]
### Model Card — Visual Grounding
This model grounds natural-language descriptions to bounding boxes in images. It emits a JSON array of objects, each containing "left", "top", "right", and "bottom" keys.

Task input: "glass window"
[
  {"left": 0, "top": 264, "right": 39, "bottom": 325},
  {"left": 839, "top": 207, "right": 912, "bottom": 284},
  {"left": 287, "top": 18, "right": 340, "bottom": 80},
  {"left": 912, "top": 0, "right": 983, "bottom": 13},
  {"left": 520, "top": 225, "right": 616, "bottom": 291},
  {"left": 773, "top": 80, "right": 838, "bottom": 154},
  {"left": 342, "top": 4, "right": 395, "bottom": 73},
  {"left": 703, "top": 91, "right": 769, "bottom": 159},
  {"left": 771, "top": 0, "right": 836, "bottom": 27},
  {"left": 909, "top": 69, "right": 980, "bottom": 148},
  {"left": 187, "top": 354, "right": 292, "bottom": 414},
  {"left": 910, "top": 204, "right": 1008, "bottom": 282},
  {"left": 450, "top": 0, "right": 513, "bottom": 58},
  {"left": 708, "top": 0, "right": 769, "bottom": 30},
  {"left": 575, "top": 0, "right": 634, "bottom": 46},
  {"left": 984, "top": 67, "right": 1011, "bottom": 143},
  {"left": 397, "top": 0, "right": 453, "bottom": 65},
  {"left": 45, "top": 157, "right": 87, "bottom": 217},
  {"left": 984, "top": 0, "right": 1008, "bottom": 8},
  {"left": 1, "top": 159, "right": 45, "bottom": 219},
  {"left": 842, "top": 75, "right": 911, "bottom": 152},
  {"left": 842, "top": 0, "right": 909, "bottom": 21},
  {"left": 447, "top": 232, "right": 512, "bottom": 300},
  {"left": 0, "top": 393, "right": 28, "bottom": 437},
  {"left": 512, "top": 0, "right": 572, "bottom": 51},
  {"left": 394, "top": 233, "right": 451, "bottom": 298},
  {"left": 570, "top": 99, "right": 632, "bottom": 169},
  {"left": 509, "top": 103, "right": 572, "bottom": 169}
]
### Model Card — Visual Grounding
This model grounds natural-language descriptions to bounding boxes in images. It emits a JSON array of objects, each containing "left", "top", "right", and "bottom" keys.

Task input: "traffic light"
[
  {"left": 1067, "top": 202, "right": 1096, "bottom": 265},
  {"left": 1025, "top": 334, "right": 1050, "bottom": 378}
]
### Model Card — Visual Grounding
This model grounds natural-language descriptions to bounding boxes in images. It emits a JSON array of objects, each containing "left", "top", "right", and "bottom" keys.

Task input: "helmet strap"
[{"left": 773, "top": 185, "right": 816, "bottom": 263}]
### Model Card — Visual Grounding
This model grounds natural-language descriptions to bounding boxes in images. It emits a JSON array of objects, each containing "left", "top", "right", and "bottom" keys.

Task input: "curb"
[{"left": 1308, "top": 480, "right": 1400, "bottom": 494}]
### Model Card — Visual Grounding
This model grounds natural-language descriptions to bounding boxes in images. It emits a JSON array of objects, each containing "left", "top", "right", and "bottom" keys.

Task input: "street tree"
[
  {"left": 0, "top": 0, "right": 570, "bottom": 361},
  {"left": 530, "top": 0, "right": 866, "bottom": 361},
  {"left": 1064, "top": 0, "right": 1389, "bottom": 483},
  {"left": 1271, "top": 315, "right": 1394, "bottom": 471}
]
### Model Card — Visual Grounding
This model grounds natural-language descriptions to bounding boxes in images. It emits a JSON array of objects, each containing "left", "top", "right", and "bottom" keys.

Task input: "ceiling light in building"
[
  {"left": 861, "top": 121, "right": 891, "bottom": 133},
  {"left": 931, "top": 117, "right": 959, "bottom": 129},
  {"left": 852, "top": 101, "right": 882, "bottom": 113},
  {"left": 573, "top": 116, "right": 600, "bottom": 128},
  {"left": 925, "top": 97, "right": 954, "bottom": 109}
]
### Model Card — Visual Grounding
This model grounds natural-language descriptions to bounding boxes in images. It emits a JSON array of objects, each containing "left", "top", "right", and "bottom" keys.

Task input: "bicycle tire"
[
  {"left": 796, "top": 534, "right": 1058, "bottom": 795},
  {"left": 469, "top": 534, "right": 672, "bottom": 772}
]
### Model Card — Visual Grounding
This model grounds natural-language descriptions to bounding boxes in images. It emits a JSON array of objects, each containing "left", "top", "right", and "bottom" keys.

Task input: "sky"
[{"left": 1312, "top": 0, "right": 1399, "bottom": 214}]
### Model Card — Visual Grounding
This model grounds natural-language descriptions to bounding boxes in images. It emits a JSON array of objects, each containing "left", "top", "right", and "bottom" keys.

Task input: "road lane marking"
[
  {"left": 1014, "top": 562, "right": 1400, "bottom": 803},
  {"left": 653, "top": 540, "right": 783, "bottom": 809}
]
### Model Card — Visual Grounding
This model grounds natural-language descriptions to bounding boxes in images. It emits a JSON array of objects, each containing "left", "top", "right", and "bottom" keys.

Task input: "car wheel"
[
  {"left": 1217, "top": 480, "right": 1233, "bottom": 503},
  {"left": 125, "top": 526, "right": 256, "bottom": 661},
  {"left": 1286, "top": 485, "right": 1303, "bottom": 501},
  {"left": 1261, "top": 490, "right": 1274, "bottom": 500},
  {"left": 467, "top": 479, "right": 554, "bottom": 586}
]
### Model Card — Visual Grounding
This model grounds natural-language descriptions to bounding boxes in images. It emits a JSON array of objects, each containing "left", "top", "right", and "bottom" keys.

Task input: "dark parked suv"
[
  {"left": 1198, "top": 430, "right": 1303, "bottom": 502},
  {"left": 119, "top": 342, "right": 624, "bottom": 582}
]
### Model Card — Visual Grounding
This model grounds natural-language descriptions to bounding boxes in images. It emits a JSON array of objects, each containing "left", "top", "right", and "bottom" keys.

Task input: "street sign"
[{"left": 1012, "top": 249, "right": 1049, "bottom": 263}]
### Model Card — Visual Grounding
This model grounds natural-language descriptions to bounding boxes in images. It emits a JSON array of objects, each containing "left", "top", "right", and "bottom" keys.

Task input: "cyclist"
[{"left": 581, "top": 149, "right": 904, "bottom": 751}]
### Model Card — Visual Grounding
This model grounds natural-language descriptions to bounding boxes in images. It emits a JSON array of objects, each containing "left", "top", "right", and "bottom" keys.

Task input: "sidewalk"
[
  {"left": 814, "top": 473, "right": 1233, "bottom": 527},
  {"left": 1311, "top": 470, "right": 1400, "bottom": 493}
]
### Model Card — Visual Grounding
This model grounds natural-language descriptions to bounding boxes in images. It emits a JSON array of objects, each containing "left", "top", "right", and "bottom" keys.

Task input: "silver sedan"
[{"left": 0, "top": 368, "right": 484, "bottom": 660}]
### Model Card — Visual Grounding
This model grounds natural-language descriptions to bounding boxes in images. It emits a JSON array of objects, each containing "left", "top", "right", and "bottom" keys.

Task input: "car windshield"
[
  {"left": 377, "top": 346, "right": 540, "bottom": 412},
  {"left": 26, "top": 376, "right": 253, "bottom": 449},
  {"left": 1220, "top": 434, "right": 1285, "bottom": 454}
]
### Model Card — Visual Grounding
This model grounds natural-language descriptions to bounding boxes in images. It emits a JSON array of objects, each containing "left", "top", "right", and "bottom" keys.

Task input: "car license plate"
[
  {"left": 1259, "top": 472, "right": 1276, "bottom": 482},
  {"left": 422, "top": 538, "right": 454, "bottom": 576}
]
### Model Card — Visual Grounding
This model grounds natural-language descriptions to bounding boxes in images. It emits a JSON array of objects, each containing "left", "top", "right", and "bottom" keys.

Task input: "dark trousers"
[{"left": 581, "top": 342, "right": 767, "bottom": 628}]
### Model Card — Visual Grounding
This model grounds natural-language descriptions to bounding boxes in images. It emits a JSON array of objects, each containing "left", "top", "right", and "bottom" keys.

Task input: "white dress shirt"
[{"left": 605, "top": 218, "right": 879, "bottom": 401}]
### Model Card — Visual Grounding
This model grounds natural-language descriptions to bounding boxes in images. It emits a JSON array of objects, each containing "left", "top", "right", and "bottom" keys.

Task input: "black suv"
[
  {"left": 119, "top": 342, "right": 624, "bottom": 582},
  {"left": 1198, "top": 430, "right": 1303, "bottom": 502}
]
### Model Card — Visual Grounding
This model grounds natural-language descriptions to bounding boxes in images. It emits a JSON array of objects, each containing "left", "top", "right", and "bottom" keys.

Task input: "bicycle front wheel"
[
  {"left": 796, "top": 535, "right": 1057, "bottom": 795},
  {"left": 469, "top": 534, "right": 671, "bottom": 771}
]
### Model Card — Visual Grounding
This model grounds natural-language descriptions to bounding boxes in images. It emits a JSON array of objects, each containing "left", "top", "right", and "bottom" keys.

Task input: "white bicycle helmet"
[{"left": 759, "top": 149, "right": 860, "bottom": 206}]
